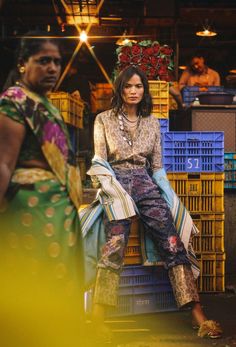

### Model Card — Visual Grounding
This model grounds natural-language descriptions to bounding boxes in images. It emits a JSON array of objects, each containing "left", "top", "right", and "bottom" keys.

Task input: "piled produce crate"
[
  {"left": 149, "top": 80, "right": 169, "bottom": 118},
  {"left": 48, "top": 91, "right": 84, "bottom": 128},
  {"left": 163, "top": 131, "right": 225, "bottom": 292},
  {"left": 90, "top": 83, "right": 113, "bottom": 113}
]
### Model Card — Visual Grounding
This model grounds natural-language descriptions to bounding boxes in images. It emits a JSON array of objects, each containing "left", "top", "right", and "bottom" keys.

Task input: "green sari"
[{"left": 0, "top": 86, "right": 85, "bottom": 347}]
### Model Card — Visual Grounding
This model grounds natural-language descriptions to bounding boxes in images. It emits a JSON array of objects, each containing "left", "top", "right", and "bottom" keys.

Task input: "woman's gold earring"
[{"left": 19, "top": 66, "right": 25, "bottom": 74}]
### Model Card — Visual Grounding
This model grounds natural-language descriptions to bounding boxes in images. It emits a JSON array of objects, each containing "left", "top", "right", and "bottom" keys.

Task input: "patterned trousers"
[{"left": 93, "top": 168, "right": 199, "bottom": 307}]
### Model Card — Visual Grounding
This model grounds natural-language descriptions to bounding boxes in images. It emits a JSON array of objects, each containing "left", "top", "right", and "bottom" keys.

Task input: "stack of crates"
[
  {"left": 84, "top": 216, "right": 178, "bottom": 317},
  {"left": 224, "top": 153, "right": 236, "bottom": 189},
  {"left": 109, "top": 204, "right": 178, "bottom": 316},
  {"left": 48, "top": 91, "right": 84, "bottom": 128},
  {"left": 90, "top": 83, "right": 113, "bottom": 113},
  {"left": 149, "top": 80, "right": 169, "bottom": 118},
  {"left": 149, "top": 80, "right": 170, "bottom": 144},
  {"left": 162, "top": 131, "right": 225, "bottom": 292}
]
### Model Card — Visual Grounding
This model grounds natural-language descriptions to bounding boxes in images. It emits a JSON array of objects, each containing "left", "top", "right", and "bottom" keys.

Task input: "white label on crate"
[
  {"left": 187, "top": 158, "right": 200, "bottom": 169},
  {"left": 136, "top": 299, "right": 150, "bottom": 306}
]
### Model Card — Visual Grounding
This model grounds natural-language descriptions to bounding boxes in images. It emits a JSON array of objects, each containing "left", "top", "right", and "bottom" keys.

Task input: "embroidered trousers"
[{"left": 93, "top": 168, "right": 199, "bottom": 307}]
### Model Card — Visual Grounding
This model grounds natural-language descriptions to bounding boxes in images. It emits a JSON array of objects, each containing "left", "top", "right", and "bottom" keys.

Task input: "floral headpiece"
[{"left": 114, "top": 40, "right": 174, "bottom": 81}]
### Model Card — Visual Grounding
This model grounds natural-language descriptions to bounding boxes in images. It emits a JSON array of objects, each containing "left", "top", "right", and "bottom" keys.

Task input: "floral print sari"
[{"left": 0, "top": 85, "right": 83, "bottom": 298}]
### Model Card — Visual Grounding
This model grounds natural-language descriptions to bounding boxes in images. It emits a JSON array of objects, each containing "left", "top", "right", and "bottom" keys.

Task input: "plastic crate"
[
  {"left": 149, "top": 81, "right": 169, "bottom": 119},
  {"left": 48, "top": 92, "right": 84, "bottom": 128},
  {"left": 191, "top": 213, "right": 224, "bottom": 253},
  {"left": 167, "top": 172, "right": 224, "bottom": 213},
  {"left": 149, "top": 81, "right": 169, "bottom": 98},
  {"left": 107, "top": 287, "right": 177, "bottom": 316},
  {"left": 224, "top": 88, "right": 236, "bottom": 96},
  {"left": 124, "top": 245, "right": 142, "bottom": 265},
  {"left": 85, "top": 265, "right": 178, "bottom": 317},
  {"left": 120, "top": 265, "right": 169, "bottom": 287},
  {"left": 182, "top": 86, "right": 224, "bottom": 106},
  {"left": 109, "top": 266, "right": 177, "bottom": 316},
  {"left": 197, "top": 253, "right": 225, "bottom": 292},
  {"left": 152, "top": 103, "right": 169, "bottom": 119},
  {"left": 163, "top": 132, "right": 224, "bottom": 172},
  {"left": 224, "top": 152, "right": 236, "bottom": 188},
  {"left": 158, "top": 118, "right": 169, "bottom": 134},
  {"left": 124, "top": 217, "right": 142, "bottom": 265},
  {"left": 90, "top": 83, "right": 113, "bottom": 113}
]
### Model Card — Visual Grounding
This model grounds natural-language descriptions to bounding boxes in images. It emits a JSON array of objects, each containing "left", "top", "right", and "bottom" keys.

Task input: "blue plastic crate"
[
  {"left": 182, "top": 86, "right": 224, "bottom": 106},
  {"left": 108, "top": 287, "right": 177, "bottom": 316},
  {"left": 224, "top": 88, "right": 236, "bottom": 97},
  {"left": 224, "top": 152, "right": 236, "bottom": 188},
  {"left": 120, "top": 265, "right": 170, "bottom": 287},
  {"left": 163, "top": 131, "right": 224, "bottom": 172},
  {"left": 158, "top": 118, "right": 169, "bottom": 134},
  {"left": 85, "top": 265, "right": 178, "bottom": 317}
]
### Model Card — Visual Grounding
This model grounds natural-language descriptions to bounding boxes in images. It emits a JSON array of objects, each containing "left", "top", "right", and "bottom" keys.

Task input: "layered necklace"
[{"left": 118, "top": 111, "right": 141, "bottom": 146}]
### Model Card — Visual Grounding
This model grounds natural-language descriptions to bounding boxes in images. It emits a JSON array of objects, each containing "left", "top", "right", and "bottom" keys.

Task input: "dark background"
[{"left": 0, "top": 0, "right": 236, "bottom": 89}]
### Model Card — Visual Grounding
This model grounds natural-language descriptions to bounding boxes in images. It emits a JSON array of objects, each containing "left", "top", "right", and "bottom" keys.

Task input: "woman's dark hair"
[
  {"left": 111, "top": 66, "right": 153, "bottom": 117},
  {"left": 17, "top": 30, "right": 61, "bottom": 64}
]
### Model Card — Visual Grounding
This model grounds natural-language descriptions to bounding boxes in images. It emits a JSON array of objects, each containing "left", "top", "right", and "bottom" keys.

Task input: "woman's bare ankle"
[{"left": 191, "top": 302, "right": 207, "bottom": 326}]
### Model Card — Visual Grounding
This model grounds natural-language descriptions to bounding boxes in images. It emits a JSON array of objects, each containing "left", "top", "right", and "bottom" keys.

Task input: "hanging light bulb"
[
  {"left": 79, "top": 30, "right": 88, "bottom": 42},
  {"left": 196, "top": 19, "right": 217, "bottom": 37},
  {"left": 179, "top": 65, "right": 187, "bottom": 70},
  {"left": 116, "top": 30, "right": 137, "bottom": 46},
  {"left": 196, "top": 28, "right": 217, "bottom": 37}
]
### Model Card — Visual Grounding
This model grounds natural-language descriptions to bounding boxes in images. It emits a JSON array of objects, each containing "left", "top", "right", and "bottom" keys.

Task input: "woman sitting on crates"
[
  {"left": 0, "top": 30, "right": 84, "bottom": 341},
  {"left": 83, "top": 65, "right": 222, "bottom": 341}
]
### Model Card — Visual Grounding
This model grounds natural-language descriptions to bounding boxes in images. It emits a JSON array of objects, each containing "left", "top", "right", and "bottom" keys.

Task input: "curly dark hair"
[{"left": 111, "top": 66, "right": 153, "bottom": 117}]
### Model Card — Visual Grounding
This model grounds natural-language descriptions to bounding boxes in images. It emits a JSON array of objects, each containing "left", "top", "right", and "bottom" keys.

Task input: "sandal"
[{"left": 198, "top": 320, "right": 223, "bottom": 339}]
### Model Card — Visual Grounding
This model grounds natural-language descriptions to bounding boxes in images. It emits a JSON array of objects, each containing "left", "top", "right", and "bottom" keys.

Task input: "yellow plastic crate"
[
  {"left": 191, "top": 213, "right": 224, "bottom": 253},
  {"left": 152, "top": 104, "right": 169, "bottom": 118},
  {"left": 149, "top": 81, "right": 169, "bottom": 118},
  {"left": 48, "top": 92, "right": 84, "bottom": 128},
  {"left": 124, "top": 245, "right": 142, "bottom": 265},
  {"left": 124, "top": 217, "right": 142, "bottom": 265},
  {"left": 197, "top": 253, "right": 225, "bottom": 292},
  {"left": 95, "top": 83, "right": 113, "bottom": 98},
  {"left": 167, "top": 173, "right": 224, "bottom": 213},
  {"left": 90, "top": 83, "right": 113, "bottom": 112},
  {"left": 149, "top": 81, "right": 169, "bottom": 98}
]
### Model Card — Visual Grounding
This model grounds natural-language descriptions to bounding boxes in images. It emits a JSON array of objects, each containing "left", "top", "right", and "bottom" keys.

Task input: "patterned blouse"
[
  {"left": 94, "top": 109, "right": 162, "bottom": 173},
  {"left": 0, "top": 86, "right": 72, "bottom": 167},
  {"left": 0, "top": 85, "right": 81, "bottom": 209}
]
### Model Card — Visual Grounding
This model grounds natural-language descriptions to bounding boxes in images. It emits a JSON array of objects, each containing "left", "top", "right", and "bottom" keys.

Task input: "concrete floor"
[{"left": 99, "top": 292, "right": 236, "bottom": 347}]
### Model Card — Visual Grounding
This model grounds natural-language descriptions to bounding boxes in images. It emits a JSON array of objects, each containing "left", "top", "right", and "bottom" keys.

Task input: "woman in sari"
[{"left": 0, "top": 31, "right": 84, "bottom": 347}]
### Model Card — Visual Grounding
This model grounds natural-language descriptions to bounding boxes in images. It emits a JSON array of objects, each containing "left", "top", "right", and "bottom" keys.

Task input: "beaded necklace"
[{"left": 118, "top": 112, "right": 141, "bottom": 146}]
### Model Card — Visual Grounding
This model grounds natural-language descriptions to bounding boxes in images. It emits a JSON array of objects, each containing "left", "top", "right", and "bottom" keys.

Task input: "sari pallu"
[{"left": 0, "top": 174, "right": 86, "bottom": 347}]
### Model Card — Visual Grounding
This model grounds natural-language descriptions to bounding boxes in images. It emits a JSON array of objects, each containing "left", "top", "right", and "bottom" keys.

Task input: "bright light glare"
[
  {"left": 196, "top": 28, "right": 217, "bottom": 37},
  {"left": 123, "top": 38, "right": 130, "bottom": 45},
  {"left": 80, "top": 31, "right": 88, "bottom": 42}
]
